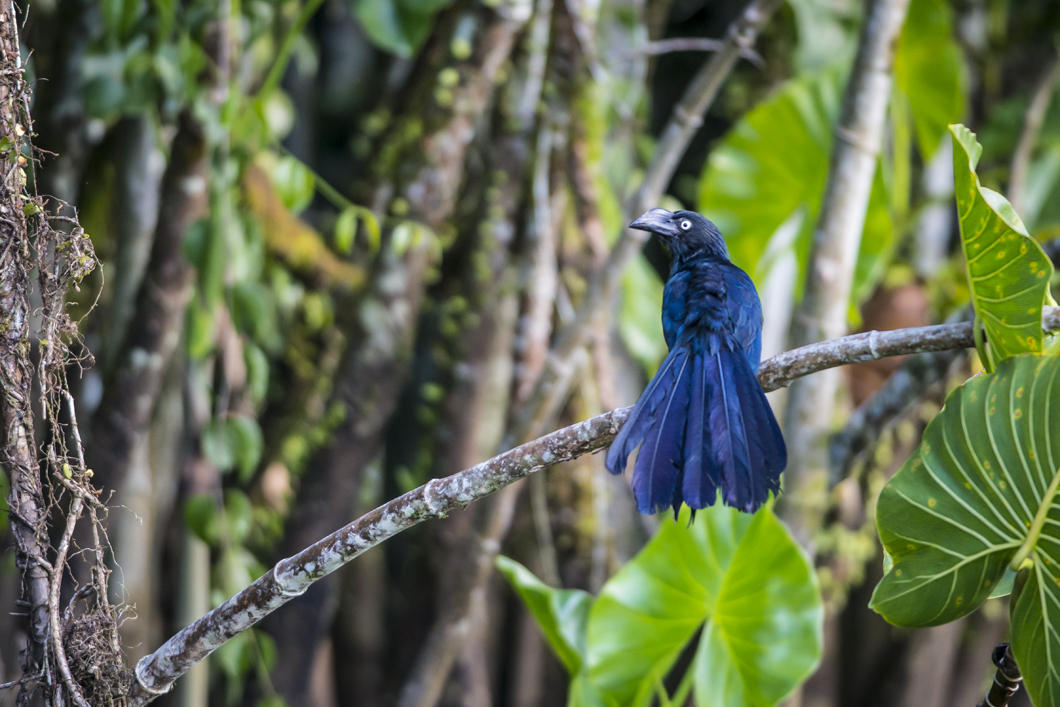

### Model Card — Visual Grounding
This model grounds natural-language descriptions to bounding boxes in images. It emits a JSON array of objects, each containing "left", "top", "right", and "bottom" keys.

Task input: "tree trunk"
[{"left": 0, "top": 2, "right": 50, "bottom": 697}]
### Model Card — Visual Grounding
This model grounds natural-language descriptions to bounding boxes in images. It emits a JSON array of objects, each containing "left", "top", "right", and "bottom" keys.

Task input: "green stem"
[
  {"left": 671, "top": 664, "right": 696, "bottom": 706},
  {"left": 1009, "top": 467, "right": 1060, "bottom": 571},
  {"left": 973, "top": 315, "right": 994, "bottom": 373},
  {"left": 652, "top": 674, "right": 673, "bottom": 707},
  {"left": 272, "top": 142, "right": 358, "bottom": 212},
  {"left": 256, "top": 0, "right": 327, "bottom": 99}
]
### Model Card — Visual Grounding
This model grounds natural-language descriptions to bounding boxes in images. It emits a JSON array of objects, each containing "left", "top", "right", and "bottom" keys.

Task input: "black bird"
[{"left": 606, "top": 208, "right": 787, "bottom": 515}]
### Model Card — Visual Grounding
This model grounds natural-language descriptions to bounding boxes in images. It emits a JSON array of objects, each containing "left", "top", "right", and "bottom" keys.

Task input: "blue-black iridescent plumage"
[{"left": 605, "top": 208, "right": 787, "bottom": 515}]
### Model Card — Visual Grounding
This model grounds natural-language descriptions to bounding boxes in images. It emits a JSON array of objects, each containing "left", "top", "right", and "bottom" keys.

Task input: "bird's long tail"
[{"left": 605, "top": 339, "right": 786, "bottom": 515}]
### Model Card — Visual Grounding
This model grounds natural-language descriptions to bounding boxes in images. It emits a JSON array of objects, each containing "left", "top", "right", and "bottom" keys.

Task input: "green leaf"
[
  {"left": 334, "top": 208, "right": 358, "bottom": 254},
  {"left": 229, "top": 417, "right": 264, "bottom": 483},
  {"left": 270, "top": 156, "right": 315, "bottom": 213},
  {"left": 584, "top": 507, "right": 822, "bottom": 706},
  {"left": 202, "top": 417, "right": 263, "bottom": 481},
  {"left": 202, "top": 419, "right": 237, "bottom": 473},
  {"left": 185, "top": 299, "right": 217, "bottom": 359},
  {"left": 496, "top": 556, "right": 592, "bottom": 673},
  {"left": 785, "top": 0, "right": 858, "bottom": 72},
  {"left": 333, "top": 205, "right": 381, "bottom": 253},
  {"left": 231, "top": 281, "right": 277, "bottom": 347},
  {"left": 244, "top": 343, "right": 270, "bottom": 403},
  {"left": 870, "top": 354, "right": 1060, "bottom": 707},
  {"left": 218, "top": 545, "right": 263, "bottom": 597},
  {"left": 184, "top": 493, "right": 220, "bottom": 545},
  {"left": 893, "top": 0, "right": 966, "bottom": 159},
  {"left": 619, "top": 256, "right": 667, "bottom": 375},
  {"left": 353, "top": 0, "right": 453, "bottom": 58},
  {"left": 567, "top": 673, "right": 612, "bottom": 707},
  {"left": 223, "top": 489, "right": 254, "bottom": 544},
  {"left": 698, "top": 68, "right": 894, "bottom": 307},
  {"left": 950, "top": 125, "right": 1053, "bottom": 364}
]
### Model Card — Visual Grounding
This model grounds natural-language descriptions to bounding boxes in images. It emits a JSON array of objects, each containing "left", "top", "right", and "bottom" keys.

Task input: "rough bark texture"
[
  {"left": 781, "top": 0, "right": 911, "bottom": 548},
  {"left": 86, "top": 113, "right": 207, "bottom": 495},
  {"left": 0, "top": 1, "right": 50, "bottom": 693},
  {"left": 263, "top": 4, "right": 529, "bottom": 702}
]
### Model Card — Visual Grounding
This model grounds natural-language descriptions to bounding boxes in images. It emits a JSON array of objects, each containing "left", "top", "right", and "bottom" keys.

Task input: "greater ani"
[{"left": 606, "top": 208, "right": 787, "bottom": 515}]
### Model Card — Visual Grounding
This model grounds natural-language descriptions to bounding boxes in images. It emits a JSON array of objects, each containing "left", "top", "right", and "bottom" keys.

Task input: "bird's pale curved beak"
[{"left": 629, "top": 208, "right": 677, "bottom": 236}]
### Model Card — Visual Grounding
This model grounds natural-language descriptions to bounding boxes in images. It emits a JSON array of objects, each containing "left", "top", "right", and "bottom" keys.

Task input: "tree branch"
[
  {"left": 1009, "top": 49, "right": 1060, "bottom": 216},
  {"left": 127, "top": 308, "right": 1060, "bottom": 703},
  {"left": 640, "top": 37, "right": 764, "bottom": 69}
]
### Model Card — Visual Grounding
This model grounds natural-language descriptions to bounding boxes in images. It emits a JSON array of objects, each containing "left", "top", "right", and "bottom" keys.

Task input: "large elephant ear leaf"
[
  {"left": 496, "top": 556, "right": 591, "bottom": 675},
  {"left": 950, "top": 124, "right": 1053, "bottom": 365},
  {"left": 697, "top": 68, "right": 894, "bottom": 306},
  {"left": 585, "top": 507, "right": 822, "bottom": 707},
  {"left": 871, "top": 354, "right": 1060, "bottom": 707}
]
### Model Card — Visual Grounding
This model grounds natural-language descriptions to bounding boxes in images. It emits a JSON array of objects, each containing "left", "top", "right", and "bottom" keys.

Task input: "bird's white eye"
[{"left": 679, "top": 219, "right": 692, "bottom": 231}]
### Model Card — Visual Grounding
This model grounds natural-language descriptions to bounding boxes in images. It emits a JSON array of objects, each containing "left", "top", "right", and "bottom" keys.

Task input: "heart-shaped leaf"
[
  {"left": 501, "top": 507, "right": 822, "bottom": 707},
  {"left": 893, "top": 0, "right": 965, "bottom": 159},
  {"left": 496, "top": 556, "right": 592, "bottom": 674},
  {"left": 585, "top": 507, "right": 821, "bottom": 707},
  {"left": 950, "top": 124, "right": 1053, "bottom": 364},
  {"left": 697, "top": 68, "right": 894, "bottom": 306},
  {"left": 871, "top": 354, "right": 1060, "bottom": 707}
]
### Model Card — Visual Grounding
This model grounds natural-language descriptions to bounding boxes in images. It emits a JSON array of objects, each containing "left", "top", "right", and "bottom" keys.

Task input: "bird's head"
[{"left": 629, "top": 208, "right": 729, "bottom": 263}]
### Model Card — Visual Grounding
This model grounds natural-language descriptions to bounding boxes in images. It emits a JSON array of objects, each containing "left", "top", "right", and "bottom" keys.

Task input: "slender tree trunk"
[
  {"left": 26, "top": 0, "right": 96, "bottom": 205},
  {"left": 264, "top": 5, "right": 528, "bottom": 701},
  {"left": 86, "top": 112, "right": 207, "bottom": 495},
  {"left": 0, "top": 3, "right": 50, "bottom": 697},
  {"left": 781, "top": 0, "right": 911, "bottom": 549}
]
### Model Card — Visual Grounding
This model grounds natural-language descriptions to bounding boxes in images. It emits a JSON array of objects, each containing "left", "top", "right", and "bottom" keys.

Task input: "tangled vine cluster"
[{"left": 0, "top": 11, "right": 128, "bottom": 703}]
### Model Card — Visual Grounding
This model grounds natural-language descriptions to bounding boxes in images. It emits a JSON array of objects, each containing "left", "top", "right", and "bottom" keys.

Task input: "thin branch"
[
  {"left": 127, "top": 308, "right": 1060, "bottom": 704},
  {"left": 129, "top": 410, "right": 621, "bottom": 705},
  {"left": 1009, "top": 49, "right": 1060, "bottom": 215},
  {"left": 48, "top": 492, "right": 89, "bottom": 707},
  {"left": 828, "top": 344, "right": 964, "bottom": 483},
  {"left": 640, "top": 37, "right": 764, "bottom": 69},
  {"left": 976, "top": 643, "right": 1022, "bottom": 707}
]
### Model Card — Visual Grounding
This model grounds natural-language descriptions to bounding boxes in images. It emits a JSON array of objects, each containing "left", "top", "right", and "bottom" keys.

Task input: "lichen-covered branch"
[
  {"left": 127, "top": 308, "right": 1060, "bottom": 703},
  {"left": 128, "top": 410, "right": 621, "bottom": 704}
]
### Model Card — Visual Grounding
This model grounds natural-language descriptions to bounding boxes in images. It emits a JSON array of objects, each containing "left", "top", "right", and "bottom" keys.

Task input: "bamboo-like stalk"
[{"left": 781, "top": 0, "right": 911, "bottom": 549}]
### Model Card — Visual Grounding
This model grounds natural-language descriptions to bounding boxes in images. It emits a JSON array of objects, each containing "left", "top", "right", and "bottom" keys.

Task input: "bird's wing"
[{"left": 720, "top": 264, "right": 764, "bottom": 368}]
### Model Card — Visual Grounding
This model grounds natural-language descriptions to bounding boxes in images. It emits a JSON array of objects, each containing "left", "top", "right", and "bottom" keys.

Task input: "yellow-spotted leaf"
[
  {"left": 950, "top": 125, "right": 1053, "bottom": 365},
  {"left": 871, "top": 354, "right": 1060, "bottom": 707}
]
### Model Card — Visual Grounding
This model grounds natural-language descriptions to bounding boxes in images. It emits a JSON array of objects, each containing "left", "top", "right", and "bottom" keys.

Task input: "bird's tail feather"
[
  {"left": 606, "top": 339, "right": 785, "bottom": 515},
  {"left": 704, "top": 348, "right": 784, "bottom": 512},
  {"left": 605, "top": 347, "right": 687, "bottom": 474}
]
